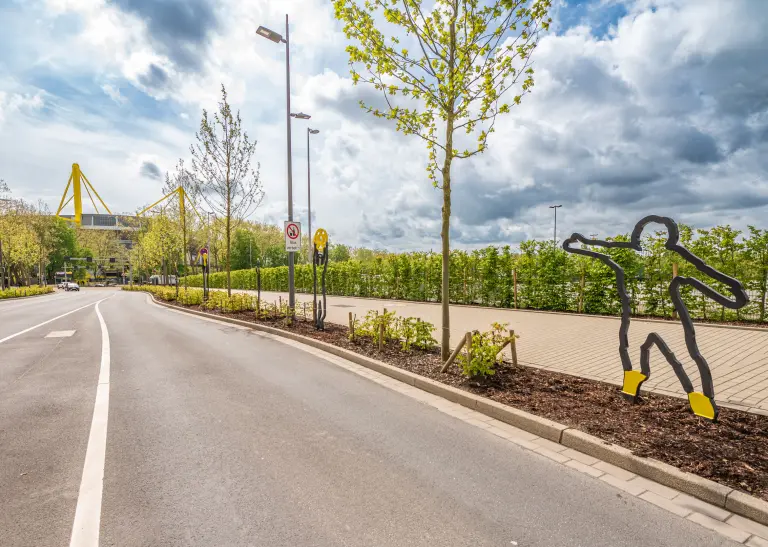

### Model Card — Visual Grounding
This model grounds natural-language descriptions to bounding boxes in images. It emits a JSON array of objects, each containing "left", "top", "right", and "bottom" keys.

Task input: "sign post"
[
  {"left": 312, "top": 228, "right": 329, "bottom": 330},
  {"left": 199, "top": 247, "right": 209, "bottom": 301},
  {"left": 284, "top": 221, "right": 301, "bottom": 253}
]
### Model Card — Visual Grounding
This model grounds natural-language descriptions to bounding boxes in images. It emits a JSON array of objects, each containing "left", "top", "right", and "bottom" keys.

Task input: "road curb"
[{"left": 145, "top": 293, "right": 768, "bottom": 527}]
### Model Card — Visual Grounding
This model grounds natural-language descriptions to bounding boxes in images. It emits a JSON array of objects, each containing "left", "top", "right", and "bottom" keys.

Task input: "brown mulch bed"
[{"left": 187, "top": 304, "right": 768, "bottom": 501}]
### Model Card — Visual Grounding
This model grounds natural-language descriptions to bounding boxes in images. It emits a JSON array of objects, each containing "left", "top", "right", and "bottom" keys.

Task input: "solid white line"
[
  {"left": 0, "top": 297, "right": 107, "bottom": 345},
  {"left": 69, "top": 300, "right": 111, "bottom": 547}
]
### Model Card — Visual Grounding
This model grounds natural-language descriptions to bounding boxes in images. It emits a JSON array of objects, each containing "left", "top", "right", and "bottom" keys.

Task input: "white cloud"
[
  {"left": 101, "top": 84, "right": 126, "bottom": 105},
  {"left": 0, "top": 90, "right": 44, "bottom": 125},
  {"left": 1, "top": 0, "right": 767, "bottom": 251}
]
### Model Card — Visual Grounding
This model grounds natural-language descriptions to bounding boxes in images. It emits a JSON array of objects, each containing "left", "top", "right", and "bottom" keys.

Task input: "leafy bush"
[
  {"left": 353, "top": 309, "right": 437, "bottom": 351},
  {"left": 458, "top": 322, "right": 513, "bottom": 378},
  {"left": 0, "top": 285, "right": 54, "bottom": 299},
  {"left": 396, "top": 316, "right": 437, "bottom": 351}
]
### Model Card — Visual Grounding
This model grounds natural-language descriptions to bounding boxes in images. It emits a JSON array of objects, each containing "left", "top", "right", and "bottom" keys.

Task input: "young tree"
[
  {"left": 744, "top": 226, "right": 768, "bottom": 322},
  {"left": 334, "top": 0, "right": 552, "bottom": 359},
  {"left": 190, "top": 85, "right": 264, "bottom": 296}
]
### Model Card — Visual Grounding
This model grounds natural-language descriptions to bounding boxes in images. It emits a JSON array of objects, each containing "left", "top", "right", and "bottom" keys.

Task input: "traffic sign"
[
  {"left": 198, "top": 247, "right": 209, "bottom": 267},
  {"left": 284, "top": 221, "right": 301, "bottom": 252},
  {"left": 313, "top": 228, "right": 328, "bottom": 250}
]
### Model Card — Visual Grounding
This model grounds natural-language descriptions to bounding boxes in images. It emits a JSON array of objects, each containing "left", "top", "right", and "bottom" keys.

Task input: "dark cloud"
[
  {"left": 109, "top": 0, "right": 218, "bottom": 70},
  {"left": 140, "top": 161, "right": 162, "bottom": 179},
  {"left": 316, "top": 84, "right": 400, "bottom": 128},
  {"left": 671, "top": 128, "right": 723, "bottom": 165},
  {"left": 138, "top": 64, "right": 169, "bottom": 90}
]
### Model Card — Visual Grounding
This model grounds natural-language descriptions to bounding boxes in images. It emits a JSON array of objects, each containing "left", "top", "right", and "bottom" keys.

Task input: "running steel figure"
[{"left": 563, "top": 215, "right": 748, "bottom": 420}]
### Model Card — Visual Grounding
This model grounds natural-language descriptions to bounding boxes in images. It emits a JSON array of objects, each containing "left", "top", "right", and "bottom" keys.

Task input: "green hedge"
[
  {"left": 0, "top": 285, "right": 54, "bottom": 299},
  {"left": 182, "top": 225, "right": 768, "bottom": 323}
]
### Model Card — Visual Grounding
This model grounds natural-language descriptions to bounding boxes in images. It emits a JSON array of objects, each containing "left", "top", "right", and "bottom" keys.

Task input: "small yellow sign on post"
[{"left": 313, "top": 228, "right": 328, "bottom": 250}]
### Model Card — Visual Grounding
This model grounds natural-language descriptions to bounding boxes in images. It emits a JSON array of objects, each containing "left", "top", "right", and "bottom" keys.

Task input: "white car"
[{"left": 65, "top": 282, "right": 80, "bottom": 291}]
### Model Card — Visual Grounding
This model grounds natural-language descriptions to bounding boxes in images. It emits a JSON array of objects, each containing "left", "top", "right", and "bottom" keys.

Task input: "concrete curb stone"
[{"left": 144, "top": 293, "right": 768, "bottom": 528}]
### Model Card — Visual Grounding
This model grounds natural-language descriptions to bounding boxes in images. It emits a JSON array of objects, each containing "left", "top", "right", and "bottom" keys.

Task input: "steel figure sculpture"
[
  {"left": 313, "top": 229, "right": 329, "bottom": 331},
  {"left": 563, "top": 215, "right": 748, "bottom": 421}
]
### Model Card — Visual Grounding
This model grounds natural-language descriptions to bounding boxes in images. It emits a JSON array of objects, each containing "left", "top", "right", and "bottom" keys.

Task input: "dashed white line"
[{"left": 69, "top": 299, "right": 111, "bottom": 547}]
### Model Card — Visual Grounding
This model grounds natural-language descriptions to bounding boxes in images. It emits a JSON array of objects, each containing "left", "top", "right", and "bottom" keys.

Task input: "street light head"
[
  {"left": 290, "top": 112, "right": 311, "bottom": 119},
  {"left": 256, "top": 26, "right": 283, "bottom": 43},
  {"left": 549, "top": 204, "right": 562, "bottom": 209},
  {"left": 308, "top": 128, "right": 320, "bottom": 134}
]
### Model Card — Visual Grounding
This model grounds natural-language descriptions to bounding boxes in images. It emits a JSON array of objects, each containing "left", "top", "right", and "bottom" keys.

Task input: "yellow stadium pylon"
[
  {"left": 136, "top": 186, "right": 203, "bottom": 226},
  {"left": 56, "top": 163, "right": 112, "bottom": 225}
]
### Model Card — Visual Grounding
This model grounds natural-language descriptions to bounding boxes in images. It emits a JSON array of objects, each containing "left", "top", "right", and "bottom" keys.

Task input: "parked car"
[{"left": 66, "top": 282, "right": 80, "bottom": 291}]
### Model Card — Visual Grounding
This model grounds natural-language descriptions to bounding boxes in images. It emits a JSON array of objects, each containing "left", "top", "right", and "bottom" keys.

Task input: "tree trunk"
[
  {"left": 440, "top": 5, "right": 458, "bottom": 361},
  {"left": 440, "top": 120, "right": 455, "bottom": 361},
  {"left": 226, "top": 155, "right": 232, "bottom": 297},
  {"left": 226, "top": 216, "right": 231, "bottom": 296}
]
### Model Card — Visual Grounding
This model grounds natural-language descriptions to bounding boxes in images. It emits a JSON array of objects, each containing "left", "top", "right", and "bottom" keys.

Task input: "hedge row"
[
  {"left": 182, "top": 227, "right": 768, "bottom": 323},
  {"left": 0, "top": 285, "right": 54, "bottom": 299}
]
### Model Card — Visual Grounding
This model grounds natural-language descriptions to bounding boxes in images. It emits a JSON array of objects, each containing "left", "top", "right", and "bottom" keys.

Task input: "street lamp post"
[
  {"left": 307, "top": 128, "right": 319, "bottom": 261},
  {"left": 257, "top": 17, "right": 317, "bottom": 310},
  {"left": 549, "top": 205, "right": 562, "bottom": 247},
  {"left": 258, "top": 15, "right": 303, "bottom": 310}
]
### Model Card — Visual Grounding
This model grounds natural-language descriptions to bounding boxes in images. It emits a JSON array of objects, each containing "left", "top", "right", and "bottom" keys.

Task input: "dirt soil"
[{"left": 189, "top": 304, "right": 768, "bottom": 502}]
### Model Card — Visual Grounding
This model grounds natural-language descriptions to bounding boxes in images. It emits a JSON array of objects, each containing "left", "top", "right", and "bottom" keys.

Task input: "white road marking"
[
  {"left": 69, "top": 300, "right": 111, "bottom": 547},
  {"left": 0, "top": 298, "right": 107, "bottom": 345},
  {"left": 45, "top": 330, "right": 76, "bottom": 338}
]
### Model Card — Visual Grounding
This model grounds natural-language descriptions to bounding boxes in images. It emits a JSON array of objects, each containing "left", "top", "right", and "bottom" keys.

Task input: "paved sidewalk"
[{"left": 249, "top": 290, "right": 768, "bottom": 414}]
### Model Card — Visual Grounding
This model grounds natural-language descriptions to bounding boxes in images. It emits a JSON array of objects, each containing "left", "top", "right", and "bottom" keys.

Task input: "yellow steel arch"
[{"left": 56, "top": 163, "right": 112, "bottom": 225}]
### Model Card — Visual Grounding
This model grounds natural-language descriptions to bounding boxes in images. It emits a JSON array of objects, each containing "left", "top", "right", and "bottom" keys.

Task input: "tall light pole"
[
  {"left": 258, "top": 15, "right": 303, "bottom": 310},
  {"left": 307, "top": 127, "right": 319, "bottom": 261},
  {"left": 549, "top": 205, "right": 562, "bottom": 247}
]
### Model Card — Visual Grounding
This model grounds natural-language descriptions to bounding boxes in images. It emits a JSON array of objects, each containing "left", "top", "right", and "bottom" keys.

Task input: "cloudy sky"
[{"left": 1, "top": 0, "right": 766, "bottom": 250}]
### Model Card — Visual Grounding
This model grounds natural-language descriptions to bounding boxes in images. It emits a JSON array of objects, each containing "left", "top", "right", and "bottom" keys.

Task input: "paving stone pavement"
[
  {"left": 257, "top": 324, "right": 768, "bottom": 546},
  {"left": 249, "top": 290, "right": 768, "bottom": 413}
]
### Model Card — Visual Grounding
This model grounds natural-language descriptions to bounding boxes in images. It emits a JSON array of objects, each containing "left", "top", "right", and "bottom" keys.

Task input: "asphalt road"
[{"left": 0, "top": 289, "right": 741, "bottom": 546}]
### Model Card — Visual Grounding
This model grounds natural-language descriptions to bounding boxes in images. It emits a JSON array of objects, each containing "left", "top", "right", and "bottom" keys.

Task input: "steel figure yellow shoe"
[
  {"left": 622, "top": 370, "right": 648, "bottom": 401},
  {"left": 688, "top": 392, "right": 718, "bottom": 421}
]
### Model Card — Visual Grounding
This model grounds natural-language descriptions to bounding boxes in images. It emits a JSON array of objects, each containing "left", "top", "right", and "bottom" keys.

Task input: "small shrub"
[
  {"left": 458, "top": 322, "right": 512, "bottom": 378},
  {"left": 354, "top": 310, "right": 436, "bottom": 352}
]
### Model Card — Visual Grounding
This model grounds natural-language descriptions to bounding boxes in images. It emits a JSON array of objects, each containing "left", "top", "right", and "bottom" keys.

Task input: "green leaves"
[
  {"left": 458, "top": 322, "right": 513, "bottom": 378},
  {"left": 333, "top": 0, "right": 553, "bottom": 179}
]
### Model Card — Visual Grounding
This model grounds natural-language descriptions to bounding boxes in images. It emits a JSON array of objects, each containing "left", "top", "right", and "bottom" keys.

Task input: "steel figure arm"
[{"left": 670, "top": 247, "right": 749, "bottom": 310}]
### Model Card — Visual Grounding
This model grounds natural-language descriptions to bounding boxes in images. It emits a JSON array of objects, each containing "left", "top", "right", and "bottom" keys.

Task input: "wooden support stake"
[
  {"left": 466, "top": 331, "right": 473, "bottom": 365},
  {"left": 378, "top": 320, "right": 384, "bottom": 352},
  {"left": 440, "top": 332, "right": 468, "bottom": 373},
  {"left": 513, "top": 269, "right": 518, "bottom": 309},
  {"left": 510, "top": 329, "right": 518, "bottom": 367},
  {"left": 496, "top": 339, "right": 511, "bottom": 356},
  {"left": 349, "top": 312, "right": 354, "bottom": 340},
  {"left": 579, "top": 270, "right": 585, "bottom": 314}
]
